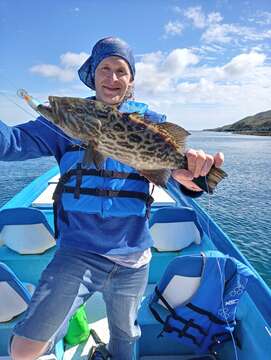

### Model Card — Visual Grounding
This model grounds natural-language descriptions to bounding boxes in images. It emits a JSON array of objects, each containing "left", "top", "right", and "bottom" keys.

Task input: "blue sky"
[{"left": 1, "top": 0, "right": 271, "bottom": 129}]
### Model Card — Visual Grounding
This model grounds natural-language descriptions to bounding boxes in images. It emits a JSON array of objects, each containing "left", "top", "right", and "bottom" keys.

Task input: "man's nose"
[{"left": 107, "top": 70, "right": 118, "bottom": 81}]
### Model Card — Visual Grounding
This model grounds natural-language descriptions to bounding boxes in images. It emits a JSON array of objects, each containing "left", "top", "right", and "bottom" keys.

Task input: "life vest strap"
[
  {"left": 62, "top": 185, "right": 153, "bottom": 203},
  {"left": 52, "top": 166, "right": 152, "bottom": 238},
  {"left": 186, "top": 302, "right": 231, "bottom": 325},
  {"left": 162, "top": 316, "right": 201, "bottom": 347},
  {"left": 68, "top": 168, "right": 149, "bottom": 182},
  {"left": 150, "top": 286, "right": 208, "bottom": 336},
  {"left": 74, "top": 163, "right": 83, "bottom": 199},
  {"left": 54, "top": 168, "right": 149, "bottom": 186}
]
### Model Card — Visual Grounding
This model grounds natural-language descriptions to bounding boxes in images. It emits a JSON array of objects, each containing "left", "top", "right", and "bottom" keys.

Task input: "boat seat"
[
  {"left": 0, "top": 208, "right": 55, "bottom": 254},
  {"left": 138, "top": 251, "right": 252, "bottom": 357},
  {"left": 0, "top": 262, "right": 35, "bottom": 322},
  {"left": 149, "top": 207, "right": 202, "bottom": 252},
  {"left": 137, "top": 259, "right": 203, "bottom": 357},
  {"left": 0, "top": 264, "right": 65, "bottom": 358}
]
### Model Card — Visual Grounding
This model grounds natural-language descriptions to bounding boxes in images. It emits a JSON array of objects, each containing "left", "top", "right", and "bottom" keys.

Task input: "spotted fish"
[{"left": 37, "top": 96, "right": 227, "bottom": 193}]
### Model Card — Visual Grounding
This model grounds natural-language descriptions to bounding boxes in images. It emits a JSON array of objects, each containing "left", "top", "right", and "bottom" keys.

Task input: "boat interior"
[{"left": 0, "top": 167, "right": 270, "bottom": 359}]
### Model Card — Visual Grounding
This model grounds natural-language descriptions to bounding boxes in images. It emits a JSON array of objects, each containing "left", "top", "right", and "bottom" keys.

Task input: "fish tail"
[{"left": 192, "top": 166, "right": 228, "bottom": 194}]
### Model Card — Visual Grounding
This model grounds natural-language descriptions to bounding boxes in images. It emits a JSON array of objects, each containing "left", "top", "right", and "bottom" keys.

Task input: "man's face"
[{"left": 95, "top": 56, "right": 133, "bottom": 105}]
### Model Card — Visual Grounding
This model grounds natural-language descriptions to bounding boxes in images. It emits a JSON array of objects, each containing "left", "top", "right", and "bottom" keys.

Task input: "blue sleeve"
[
  {"left": 0, "top": 117, "right": 70, "bottom": 162},
  {"left": 144, "top": 109, "right": 167, "bottom": 123}
]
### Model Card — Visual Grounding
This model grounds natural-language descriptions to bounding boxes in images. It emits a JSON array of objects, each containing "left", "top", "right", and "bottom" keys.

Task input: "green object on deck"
[{"left": 64, "top": 305, "right": 90, "bottom": 345}]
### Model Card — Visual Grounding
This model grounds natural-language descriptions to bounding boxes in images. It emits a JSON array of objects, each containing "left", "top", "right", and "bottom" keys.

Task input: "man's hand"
[{"left": 172, "top": 149, "right": 224, "bottom": 191}]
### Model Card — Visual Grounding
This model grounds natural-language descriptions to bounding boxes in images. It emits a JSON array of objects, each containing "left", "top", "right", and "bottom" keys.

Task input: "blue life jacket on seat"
[
  {"left": 52, "top": 100, "right": 166, "bottom": 238},
  {"left": 149, "top": 251, "right": 255, "bottom": 356}
]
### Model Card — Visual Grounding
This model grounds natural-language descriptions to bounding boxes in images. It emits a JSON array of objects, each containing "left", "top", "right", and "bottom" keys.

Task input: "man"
[{"left": 4, "top": 37, "right": 224, "bottom": 360}]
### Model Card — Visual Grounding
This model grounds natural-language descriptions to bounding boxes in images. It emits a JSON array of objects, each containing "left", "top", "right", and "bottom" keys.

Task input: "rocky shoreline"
[
  {"left": 206, "top": 129, "right": 271, "bottom": 136},
  {"left": 233, "top": 131, "right": 271, "bottom": 136},
  {"left": 204, "top": 109, "right": 271, "bottom": 136}
]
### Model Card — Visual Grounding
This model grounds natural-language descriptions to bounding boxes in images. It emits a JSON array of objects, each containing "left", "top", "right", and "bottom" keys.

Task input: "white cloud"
[
  {"left": 5, "top": 44, "right": 270, "bottom": 130},
  {"left": 134, "top": 49, "right": 271, "bottom": 129},
  {"left": 184, "top": 6, "right": 206, "bottom": 29},
  {"left": 30, "top": 64, "right": 75, "bottom": 82},
  {"left": 250, "top": 11, "right": 271, "bottom": 25},
  {"left": 223, "top": 52, "right": 266, "bottom": 77},
  {"left": 164, "top": 21, "right": 183, "bottom": 36},
  {"left": 201, "top": 22, "right": 271, "bottom": 44},
  {"left": 207, "top": 12, "right": 223, "bottom": 24},
  {"left": 201, "top": 23, "right": 240, "bottom": 44},
  {"left": 139, "top": 51, "right": 164, "bottom": 65},
  {"left": 182, "top": 6, "right": 271, "bottom": 45},
  {"left": 163, "top": 49, "right": 199, "bottom": 77},
  {"left": 30, "top": 52, "right": 89, "bottom": 82},
  {"left": 135, "top": 50, "right": 267, "bottom": 99},
  {"left": 60, "top": 52, "right": 88, "bottom": 67},
  {"left": 171, "top": 6, "right": 182, "bottom": 14},
  {"left": 135, "top": 48, "right": 199, "bottom": 95}
]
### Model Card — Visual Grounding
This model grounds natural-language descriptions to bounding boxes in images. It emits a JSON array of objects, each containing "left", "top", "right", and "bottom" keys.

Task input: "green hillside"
[{"left": 205, "top": 110, "right": 271, "bottom": 135}]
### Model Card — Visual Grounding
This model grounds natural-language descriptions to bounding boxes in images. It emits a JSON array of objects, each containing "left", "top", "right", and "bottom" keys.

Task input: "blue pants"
[{"left": 12, "top": 247, "right": 149, "bottom": 360}]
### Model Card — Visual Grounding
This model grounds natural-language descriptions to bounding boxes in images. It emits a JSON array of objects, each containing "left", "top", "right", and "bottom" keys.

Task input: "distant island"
[{"left": 204, "top": 109, "right": 271, "bottom": 136}]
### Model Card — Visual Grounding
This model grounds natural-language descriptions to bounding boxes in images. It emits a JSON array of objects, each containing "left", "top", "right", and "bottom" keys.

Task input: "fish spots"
[
  {"left": 110, "top": 113, "right": 119, "bottom": 123},
  {"left": 159, "top": 153, "right": 169, "bottom": 161},
  {"left": 118, "top": 141, "right": 134, "bottom": 149},
  {"left": 140, "top": 149, "right": 156, "bottom": 156},
  {"left": 74, "top": 107, "right": 84, "bottom": 114},
  {"left": 96, "top": 108, "right": 110, "bottom": 118},
  {"left": 133, "top": 124, "right": 146, "bottom": 132},
  {"left": 118, "top": 134, "right": 126, "bottom": 140},
  {"left": 152, "top": 133, "right": 163, "bottom": 142},
  {"left": 107, "top": 132, "right": 117, "bottom": 140},
  {"left": 147, "top": 145, "right": 159, "bottom": 152},
  {"left": 113, "top": 122, "right": 125, "bottom": 132},
  {"left": 128, "top": 134, "right": 142, "bottom": 143}
]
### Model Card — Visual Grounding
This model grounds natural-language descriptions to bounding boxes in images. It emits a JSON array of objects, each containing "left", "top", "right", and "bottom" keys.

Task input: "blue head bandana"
[{"left": 78, "top": 37, "right": 136, "bottom": 90}]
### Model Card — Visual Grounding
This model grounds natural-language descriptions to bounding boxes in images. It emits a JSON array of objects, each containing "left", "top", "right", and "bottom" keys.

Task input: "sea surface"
[{"left": 0, "top": 131, "right": 270, "bottom": 287}]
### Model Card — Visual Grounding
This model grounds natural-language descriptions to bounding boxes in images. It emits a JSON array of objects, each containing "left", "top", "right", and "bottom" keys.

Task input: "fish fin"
[
  {"left": 193, "top": 166, "right": 228, "bottom": 194},
  {"left": 157, "top": 122, "right": 190, "bottom": 152},
  {"left": 82, "top": 143, "right": 105, "bottom": 169},
  {"left": 139, "top": 169, "right": 171, "bottom": 187},
  {"left": 82, "top": 144, "right": 94, "bottom": 166},
  {"left": 93, "top": 150, "right": 106, "bottom": 170},
  {"left": 121, "top": 112, "right": 147, "bottom": 131}
]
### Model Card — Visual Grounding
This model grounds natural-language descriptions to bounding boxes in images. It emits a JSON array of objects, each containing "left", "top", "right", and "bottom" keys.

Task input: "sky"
[{"left": 1, "top": 0, "right": 271, "bottom": 130}]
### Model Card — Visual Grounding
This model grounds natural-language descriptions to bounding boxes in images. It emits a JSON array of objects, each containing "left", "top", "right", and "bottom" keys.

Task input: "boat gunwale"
[{"left": 1, "top": 167, "right": 270, "bottom": 329}]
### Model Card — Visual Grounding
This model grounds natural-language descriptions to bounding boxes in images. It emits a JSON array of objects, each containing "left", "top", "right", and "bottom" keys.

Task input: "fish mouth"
[
  {"left": 37, "top": 97, "right": 60, "bottom": 125},
  {"left": 48, "top": 96, "right": 58, "bottom": 109}
]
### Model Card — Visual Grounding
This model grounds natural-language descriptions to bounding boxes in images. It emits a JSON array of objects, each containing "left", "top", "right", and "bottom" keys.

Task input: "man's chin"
[{"left": 101, "top": 95, "right": 123, "bottom": 105}]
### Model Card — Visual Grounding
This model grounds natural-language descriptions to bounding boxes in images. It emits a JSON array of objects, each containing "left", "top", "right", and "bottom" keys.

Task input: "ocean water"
[{"left": 0, "top": 131, "right": 270, "bottom": 287}]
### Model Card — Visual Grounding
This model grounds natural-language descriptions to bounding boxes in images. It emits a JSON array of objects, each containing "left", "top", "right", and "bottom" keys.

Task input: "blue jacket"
[
  {"left": 57, "top": 101, "right": 165, "bottom": 220},
  {"left": 0, "top": 100, "right": 201, "bottom": 255}
]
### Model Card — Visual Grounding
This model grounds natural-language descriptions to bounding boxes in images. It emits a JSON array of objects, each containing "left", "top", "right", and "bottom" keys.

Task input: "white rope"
[{"left": 204, "top": 176, "right": 239, "bottom": 360}]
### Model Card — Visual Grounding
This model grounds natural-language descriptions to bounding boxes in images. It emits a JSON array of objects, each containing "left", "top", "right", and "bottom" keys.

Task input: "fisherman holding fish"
[{"left": 0, "top": 37, "right": 224, "bottom": 360}]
